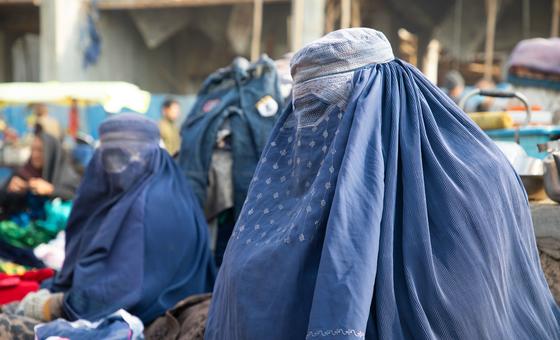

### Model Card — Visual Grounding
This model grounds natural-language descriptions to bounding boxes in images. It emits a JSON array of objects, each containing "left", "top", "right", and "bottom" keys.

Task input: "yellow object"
[
  {"left": 467, "top": 112, "right": 514, "bottom": 130},
  {"left": 0, "top": 82, "right": 151, "bottom": 114},
  {"left": 0, "top": 261, "right": 27, "bottom": 275},
  {"left": 159, "top": 118, "right": 180, "bottom": 156}
]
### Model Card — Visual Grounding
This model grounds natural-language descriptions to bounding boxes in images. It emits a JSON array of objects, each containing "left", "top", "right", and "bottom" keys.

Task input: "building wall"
[
  {"left": 39, "top": 0, "right": 292, "bottom": 94},
  {"left": 40, "top": 1, "right": 174, "bottom": 92}
]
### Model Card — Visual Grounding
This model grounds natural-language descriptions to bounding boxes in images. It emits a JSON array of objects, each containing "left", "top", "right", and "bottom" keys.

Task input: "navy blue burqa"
[
  {"left": 49, "top": 114, "right": 216, "bottom": 324},
  {"left": 206, "top": 29, "right": 560, "bottom": 339}
]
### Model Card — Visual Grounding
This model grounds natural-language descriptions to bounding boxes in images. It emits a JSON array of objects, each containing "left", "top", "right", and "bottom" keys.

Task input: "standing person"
[
  {"left": 205, "top": 28, "right": 560, "bottom": 339},
  {"left": 159, "top": 99, "right": 181, "bottom": 156},
  {"left": 31, "top": 104, "right": 62, "bottom": 141},
  {"left": 0, "top": 126, "right": 79, "bottom": 269}
]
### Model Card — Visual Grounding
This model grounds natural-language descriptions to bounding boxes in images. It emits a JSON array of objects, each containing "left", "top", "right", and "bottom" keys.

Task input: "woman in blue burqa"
[
  {"left": 206, "top": 28, "right": 560, "bottom": 339},
  {"left": 0, "top": 114, "right": 215, "bottom": 337}
]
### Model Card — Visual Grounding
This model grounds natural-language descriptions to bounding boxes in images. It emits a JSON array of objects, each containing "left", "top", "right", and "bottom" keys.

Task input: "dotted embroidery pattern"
[{"left": 231, "top": 102, "right": 343, "bottom": 247}]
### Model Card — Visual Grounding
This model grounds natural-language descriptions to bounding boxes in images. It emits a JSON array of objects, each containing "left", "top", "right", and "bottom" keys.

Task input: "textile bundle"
[
  {"left": 179, "top": 56, "right": 282, "bottom": 218},
  {"left": 0, "top": 198, "right": 71, "bottom": 249},
  {"left": 0, "top": 268, "right": 54, "bottom": 305}
]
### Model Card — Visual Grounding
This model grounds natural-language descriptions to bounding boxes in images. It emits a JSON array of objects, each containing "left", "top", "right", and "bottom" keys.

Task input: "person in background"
[
  {"left": 442, "top": 70, "right": 465, "bottom": 104},
  {"left": 159, "top": 98, "right": 181, "bottom": 156},
  {"left": 2, "top": 126, "right": 80, "bottom": 209},
  {"left": 32, "top": 104, "right": 62, "bottom": 141}
]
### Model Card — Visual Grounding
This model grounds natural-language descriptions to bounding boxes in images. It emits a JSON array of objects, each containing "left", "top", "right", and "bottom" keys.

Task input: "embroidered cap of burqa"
[{"left": 206, "top": 28, "right": 560, "bottom": 339}]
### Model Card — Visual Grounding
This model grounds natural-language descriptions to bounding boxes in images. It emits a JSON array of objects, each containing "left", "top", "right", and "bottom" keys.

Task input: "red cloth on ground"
[{"left": 0, "top": 268, "right": 55, "bottom": 305}]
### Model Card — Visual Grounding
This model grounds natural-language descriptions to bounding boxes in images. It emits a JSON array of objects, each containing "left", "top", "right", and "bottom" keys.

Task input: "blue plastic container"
[{"left": 486, "top": 126, "right": 560, "bottom": 159}]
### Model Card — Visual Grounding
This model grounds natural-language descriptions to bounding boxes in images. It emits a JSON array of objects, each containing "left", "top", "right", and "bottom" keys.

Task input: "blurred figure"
[
  {"left": 442, "top": 70, "right": 465, "bottom": 104},
  {"left": 32, "top": 104, "right": 62, "bottom": 140},
  {"left": 474, "top": 78, "right": 496, "bottom": 111},
  {"left": 70, "top": 133, "right": 95, "bottom": 176},
  {"left": 0, "top": 118, "right": 19, "bottom": 144},
  {"left": 462, "top": 78, "right": 497, "bottom": 113},
  {"left": 2, "top": 127, "right": 80, "bottom": 205},
  {"left": 507, "top": 38, "right": 560, "bottom": 123},
  {"left": 159, "top": 98, "right": 181, "bottom": 156}
]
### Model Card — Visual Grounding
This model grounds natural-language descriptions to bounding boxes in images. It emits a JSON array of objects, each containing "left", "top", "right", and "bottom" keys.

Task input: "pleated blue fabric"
[{"left": 206, "top": 29, "right": 560, "bottom": 339}]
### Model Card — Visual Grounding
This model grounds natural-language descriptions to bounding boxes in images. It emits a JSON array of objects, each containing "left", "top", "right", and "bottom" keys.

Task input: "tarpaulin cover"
[{"left": 206, "top": 28, "right": 560, "bottom": 339}]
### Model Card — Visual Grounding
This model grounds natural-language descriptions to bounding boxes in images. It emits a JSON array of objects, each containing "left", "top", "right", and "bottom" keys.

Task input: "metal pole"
[
  {"left": 453, "top": 0, "right": 463, "bottom": 65},
  {"left": 484, "top": 0, "right": 498, "bottom": 81},
  {"left": 351, "top": 0, "right": 361, "bottom": 27},
  {"left": 250, "top": 0, "right": 263, "bottom": 61},
  {"left": 291, "top": 0, "right": 304, "bottom": 51},
  {"left": 523, "top": 0, "right": 530, "bottom": 38},
  {"left": 552, "top": 0, "right": 560, "bottom": 37},
  {"left": 340, "top": 0, "right": 351, "bottom": 28}
]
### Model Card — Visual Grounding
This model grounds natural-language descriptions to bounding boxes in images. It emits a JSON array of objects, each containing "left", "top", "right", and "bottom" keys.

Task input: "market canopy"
[{"left": 0, "top": 81, "right": 151, "bottom": 114}]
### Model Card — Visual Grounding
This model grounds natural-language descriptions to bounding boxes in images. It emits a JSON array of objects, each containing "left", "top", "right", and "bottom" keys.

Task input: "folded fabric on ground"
[
  {"left": 0, "top": 199, "right": 72, "bottom": 249},
  {"left": 206, "top": 28, "right": 560, "bottom": 339},
  {"left": 144, "top": 293, "right": 211, "bottom": 340},
  {"left": 33, "top": 231, "right": 65, "bottom": 271},
  {"left": 35, "top": 309, "right": 144, "bottom": 340},
  {"left": 0, "top": 260, "right": 27, "bottom": 275},
  {"left": 0, "top": 269, "right": 54, "bottom": 305},
  {"left": 0, "top": 238, "right": 45, "bottom": 268}
]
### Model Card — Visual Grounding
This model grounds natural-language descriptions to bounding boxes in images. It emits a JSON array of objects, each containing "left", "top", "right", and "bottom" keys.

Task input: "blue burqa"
[
  {"left": 206, "top": 28, "right": 560, "bottom": 339},
  {"left": 50, "top": 114, "right": 216, "bottom": 324}
]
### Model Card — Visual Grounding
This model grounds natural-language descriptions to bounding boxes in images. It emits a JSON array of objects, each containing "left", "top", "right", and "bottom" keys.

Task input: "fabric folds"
[{"left": 206, "top": 28, "right": 560, "bottom": 340}]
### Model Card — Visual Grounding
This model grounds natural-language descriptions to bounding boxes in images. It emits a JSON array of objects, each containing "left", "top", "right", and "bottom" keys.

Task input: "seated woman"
[
  {"left": 206, "top": 28, "right": 560, "bottom": 339},
  {"left": 0, "top": 127, "right": 80, "bottom": 267},
  {"left": 2, "top": 127, "right": 80, "bottom": 210},
  {"left": 0, "top": 115, "right": 216, "bottom": 337}
]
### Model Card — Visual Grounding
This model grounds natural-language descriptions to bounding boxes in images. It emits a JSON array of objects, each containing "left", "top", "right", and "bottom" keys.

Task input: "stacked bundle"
[
  {"left": 0, "top": 198, "right": 71, "bottom": 249},
  {"left": 178, "top": 56, "right": 282, "bottom": 265}
]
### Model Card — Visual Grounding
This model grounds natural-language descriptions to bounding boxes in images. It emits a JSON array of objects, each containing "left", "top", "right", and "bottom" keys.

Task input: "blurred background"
[
  {"left": 0, "top": 0, "right": 557, "bottom": 140},
  {"left": 0, "top": 0, "right": 555, "bottom": 91}
]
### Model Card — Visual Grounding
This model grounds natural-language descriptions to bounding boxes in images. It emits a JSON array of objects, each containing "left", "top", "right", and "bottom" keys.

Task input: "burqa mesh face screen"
[{"left": 98, "top": 114, "right": 160, "bottom": 190}]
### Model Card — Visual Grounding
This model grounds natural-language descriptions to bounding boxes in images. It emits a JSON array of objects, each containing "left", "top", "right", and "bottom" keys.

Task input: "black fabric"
[{"left": 0, "top": 238, "right": 45, "bottom": 268}]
